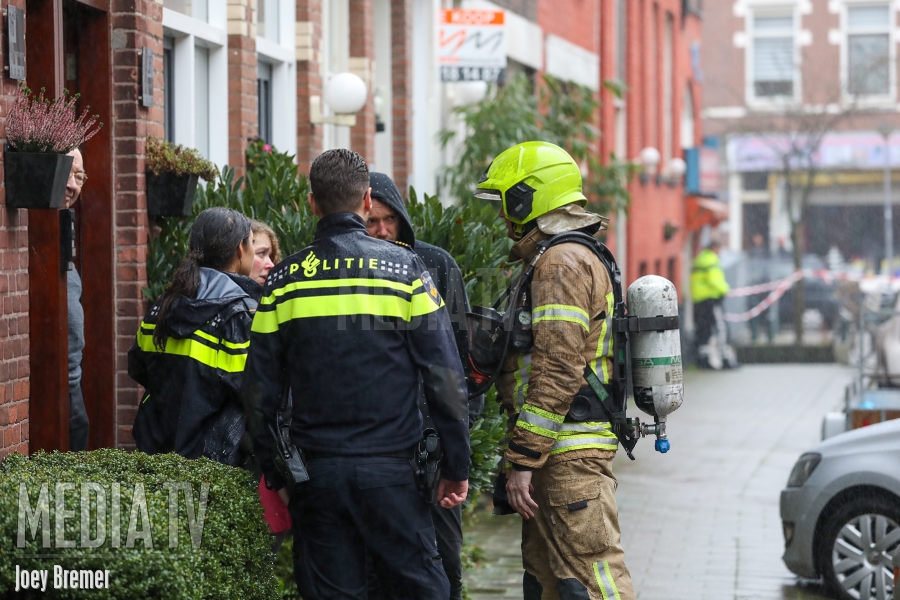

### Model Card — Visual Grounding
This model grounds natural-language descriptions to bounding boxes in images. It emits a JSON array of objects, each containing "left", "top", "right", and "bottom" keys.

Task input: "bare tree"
[{"left": 727, "top": 41, "right": 890, "bottom": 343}]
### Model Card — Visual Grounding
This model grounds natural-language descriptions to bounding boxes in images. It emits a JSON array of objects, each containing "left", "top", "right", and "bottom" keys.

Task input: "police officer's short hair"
[{"left": 309, "top": 149, "right": 370, "bottom": 215}]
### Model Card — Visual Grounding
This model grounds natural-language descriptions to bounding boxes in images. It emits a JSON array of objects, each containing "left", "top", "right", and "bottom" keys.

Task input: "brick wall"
[
  {"left": 296, "top": 0, "right": 324, "bottom": 174},
  {"left": 390, "top": 0, "right": 413, "bottom": 194},
  {"left": 0, "top": 207, "right": 29, "bottom": 459},
  {"left": 349, "top": 0, "right": 375, "bottom": 163},
  {"left": 111, "top": 0, "right": 165, "bottom": 449},
  {"left": 228, "top": 0, "right": 258, "bottom": 177},
  {"left": 0, "top": 0, "right": 32, "bottom": 459}
]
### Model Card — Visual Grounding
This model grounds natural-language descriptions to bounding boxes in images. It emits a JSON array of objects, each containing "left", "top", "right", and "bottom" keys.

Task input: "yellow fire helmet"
[{"left": 474, "top": 141, "right": 587, "bottom": 226}]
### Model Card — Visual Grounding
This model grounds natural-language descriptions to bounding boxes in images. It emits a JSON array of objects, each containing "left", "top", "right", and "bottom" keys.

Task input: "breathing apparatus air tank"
[{"left": 626, "top": 275, "right": 684, "bottom": 453}]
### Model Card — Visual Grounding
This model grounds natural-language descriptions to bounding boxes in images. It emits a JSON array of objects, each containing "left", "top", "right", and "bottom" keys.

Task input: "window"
[
  {"left": 162, "top": 2, "right": 228, "bottom": 166},
  {"left": 258, "top": 62, "right": 273, "bottom": 143},
  {"left": 163, "top": 37, "right": 175, "bottom": 142},
  {"left": 255, "top": 0, "right": 297, "bottom": 157},
  {"left": 258, "top": 0, "right": 279, "bottom": 43},
  {"left": 846, "top": 4, "right": 891, "bottom": 96},
  {"left": 194, "top": 46, "right": 210, "bottom": 159},
  {"left": 751, "top": 11, "right": 795, "bottom": 99},
  {"left": 166, "top": 0, "right": 207, "bottom": 22}
]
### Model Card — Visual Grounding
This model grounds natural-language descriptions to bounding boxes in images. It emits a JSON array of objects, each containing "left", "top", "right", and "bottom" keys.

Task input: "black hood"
[
  {"left": 370, "top": 172, "right": 416, "bottom": 248},
  {"left": 166, "top": 269, "right": 261, "bottom": 339}
]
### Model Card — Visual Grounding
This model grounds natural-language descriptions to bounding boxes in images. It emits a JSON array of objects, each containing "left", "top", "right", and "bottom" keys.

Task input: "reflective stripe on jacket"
[
  {"left": 497, "top": 222, "right": 619, "bottom": 470},
  {"left": 129, "top": 269, "right": 260, "bottom": 466},
  {"left": 690, "top": 249, "right": 729, "bottom": 302},
  {"left": 240, "top": 213, "right": 471, "bottom": 485}
]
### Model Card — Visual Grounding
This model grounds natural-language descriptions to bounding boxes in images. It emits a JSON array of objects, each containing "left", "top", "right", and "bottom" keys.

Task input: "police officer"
[
  {"left": 690, "top": 241, "right": 738, "bottom": 369},
  {"left": 241, "top": 149, "right": 470, "bottom": 600},
  {"left": 475, "top": 142, "right": 636, "bottom": 600}
]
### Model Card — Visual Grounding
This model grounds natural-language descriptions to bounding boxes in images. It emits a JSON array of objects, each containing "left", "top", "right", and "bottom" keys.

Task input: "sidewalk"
[{"left": 463, "top": 364, "right": 854, "bottom": 600}]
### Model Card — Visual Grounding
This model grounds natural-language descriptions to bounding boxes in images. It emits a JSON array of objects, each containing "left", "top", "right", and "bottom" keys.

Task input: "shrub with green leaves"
[
  {"left": 439, "top": 73, "right": 636, "bottom": 217},
  {"left": 0, "top": 449, "right": 279, "bottom": 599}
]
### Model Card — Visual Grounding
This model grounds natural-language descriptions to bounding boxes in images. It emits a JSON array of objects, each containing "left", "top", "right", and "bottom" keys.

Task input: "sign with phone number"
[
  {"left": 439, "top": 9, "right": 506, "bottom": 83},
  {"left": 440, "top": 66, "right": 506, "bottom": 83}
]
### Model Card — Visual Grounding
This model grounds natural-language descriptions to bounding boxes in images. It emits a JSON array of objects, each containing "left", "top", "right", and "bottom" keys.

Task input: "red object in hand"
[{"left": 258, "top": 479, "right": 292, "bottom": 534}]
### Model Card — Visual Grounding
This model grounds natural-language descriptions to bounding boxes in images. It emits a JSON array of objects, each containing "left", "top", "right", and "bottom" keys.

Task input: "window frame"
[
  {"left": 255, "top": 0, "right": 297, "bottom": 156},
  {"left": 163, "top": 36, "right": 175, "bottom": 143},
  {"left": 161, "top": 2, "right": 228, "bottom": 167},
  {"left": 842, "top": 1, "right": 895, "bottom": 103},
  {"left": 745, "top": 5, "right": 801, "bottom": 106}
]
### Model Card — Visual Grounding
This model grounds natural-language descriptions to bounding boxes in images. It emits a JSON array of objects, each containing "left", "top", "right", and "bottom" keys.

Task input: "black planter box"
[
  {"left": 146, "top": 172, "right": 200, "bottom": 217},
  {"left": 4, "top": 148, "right": 74, "bottom": 209}
]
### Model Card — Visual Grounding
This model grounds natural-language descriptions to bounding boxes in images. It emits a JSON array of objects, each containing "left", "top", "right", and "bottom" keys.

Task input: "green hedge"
[{"left": 0, "top": 450, "right": 279, "bottom": 600}]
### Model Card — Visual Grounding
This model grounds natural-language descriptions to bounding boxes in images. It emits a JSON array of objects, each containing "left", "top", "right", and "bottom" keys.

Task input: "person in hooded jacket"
[
  {"left": 129, "top": 207, "right": 260, "bottom": 467},
  {"left": 365, "top": 172, "right": 483, "bottom": 600}
]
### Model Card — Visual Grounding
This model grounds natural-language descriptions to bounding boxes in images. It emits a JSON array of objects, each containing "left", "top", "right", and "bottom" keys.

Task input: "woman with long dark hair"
[{"left": 129, "top": 207, "right": 261, "bottom": 466}]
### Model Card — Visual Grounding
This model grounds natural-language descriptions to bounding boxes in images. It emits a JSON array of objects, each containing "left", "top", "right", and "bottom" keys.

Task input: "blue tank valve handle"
[{"left": 655, "top": 439, "right": 670, "bottom": 453}]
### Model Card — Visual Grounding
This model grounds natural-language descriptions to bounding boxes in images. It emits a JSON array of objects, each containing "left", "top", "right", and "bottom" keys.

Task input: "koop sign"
[{"left": 438, "top": 9, "right": 507, "bottom": 83}]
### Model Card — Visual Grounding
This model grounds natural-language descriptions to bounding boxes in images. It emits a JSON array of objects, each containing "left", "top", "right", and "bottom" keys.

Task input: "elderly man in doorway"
[{"left": 65, "top": 148, "right": 90, "bottom": 450}]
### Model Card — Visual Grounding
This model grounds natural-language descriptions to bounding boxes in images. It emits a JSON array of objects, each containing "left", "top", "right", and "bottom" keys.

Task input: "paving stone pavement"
[{"left": 464, "top": 364, "right": 856, "bottom": 600}]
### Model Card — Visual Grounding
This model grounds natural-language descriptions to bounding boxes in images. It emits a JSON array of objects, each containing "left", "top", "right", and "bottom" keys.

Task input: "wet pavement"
[{"left": 463, "top": 364, "right": 856, "bottom": 600}]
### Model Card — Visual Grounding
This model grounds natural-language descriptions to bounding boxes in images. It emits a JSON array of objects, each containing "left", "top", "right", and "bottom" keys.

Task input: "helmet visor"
[{"left": 474, "top": 188, "right": 503, "bottom": 202}]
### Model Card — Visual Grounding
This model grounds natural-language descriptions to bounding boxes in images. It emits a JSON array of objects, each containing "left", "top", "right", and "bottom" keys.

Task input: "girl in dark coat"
[{"left": 129, "top": 207, "right": 262, "bottom": 466}]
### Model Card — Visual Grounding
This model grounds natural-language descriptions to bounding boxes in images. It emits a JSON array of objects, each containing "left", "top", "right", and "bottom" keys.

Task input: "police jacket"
[
  {"left": 129, "top": 269, "right": 261, "bottom": 466},
  {"left": 241, "top": 212, "right": 471, "bottom": 487},
  {"left": 690, "top": 249, "right": 730, "bottom": 303},
  {"left": 496, "top": 205, "right": 619, "bottom": 471}
]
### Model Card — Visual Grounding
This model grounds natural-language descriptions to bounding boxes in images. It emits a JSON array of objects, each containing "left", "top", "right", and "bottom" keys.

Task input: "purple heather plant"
[{"left": 5, "top": 85, "right": 102, "bottom": 154}]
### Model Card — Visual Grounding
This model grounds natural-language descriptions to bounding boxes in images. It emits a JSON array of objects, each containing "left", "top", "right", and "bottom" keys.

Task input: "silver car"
[{"left": 781, "top": 418, "right": 900, "bottom": 600}]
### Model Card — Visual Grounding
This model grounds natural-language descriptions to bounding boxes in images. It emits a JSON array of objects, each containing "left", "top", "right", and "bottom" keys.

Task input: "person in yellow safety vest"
[
  {"left": 476, "top": 141, "right": 636, "bottom": 600},
  {"left": 690, "top": 241, "right": 739, "bottom": 370}
]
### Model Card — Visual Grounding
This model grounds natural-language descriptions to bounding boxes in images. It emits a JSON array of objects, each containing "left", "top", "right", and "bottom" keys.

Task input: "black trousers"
[
  {"left": 368, "top": 503, "right": 463, "bottom": 600},
  {"left": 290, "top": 455, "right": 449, "bottom": 600},
  {"left": 693, "top": 299, "right": 718, "bottom": 348}
]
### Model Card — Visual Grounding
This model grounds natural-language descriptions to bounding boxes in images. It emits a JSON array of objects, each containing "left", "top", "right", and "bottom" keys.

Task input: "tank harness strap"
[{"left": 615, "top": 315, "right": 680, "bottom": 333}]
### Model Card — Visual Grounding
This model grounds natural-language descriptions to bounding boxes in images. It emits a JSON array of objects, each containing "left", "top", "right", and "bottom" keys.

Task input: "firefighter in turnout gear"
[
  {"left": 475, "top": 142, "right": 636, "bottom": 600},
  {"left": 240, "top": 149, "right": 470, "bottom": 600}
]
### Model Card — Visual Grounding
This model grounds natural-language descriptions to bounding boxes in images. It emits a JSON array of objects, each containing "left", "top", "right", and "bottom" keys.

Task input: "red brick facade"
[
  {"left": 228, "top": 30, "right": 259, "bottom": 178},
  {"left": 0, "top": 183, "right": 29, "bottom": 459},
  {"left": 390, "top": 0, "right": 414, "bottom": 195},
  {"left": 296, "top": 0, "right": 324, "bottom": 173},
  {"left": 111, "top": 0, "right": 165, "bottom": 449}
]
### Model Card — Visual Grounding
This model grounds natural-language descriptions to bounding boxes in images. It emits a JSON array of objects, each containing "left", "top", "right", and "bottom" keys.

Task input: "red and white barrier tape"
[
  {"left": 721, "top": 269, "right": 898, "bottom": 322},
  {"left": 722, "top": 272, "right": 802, "bottom": 323}
]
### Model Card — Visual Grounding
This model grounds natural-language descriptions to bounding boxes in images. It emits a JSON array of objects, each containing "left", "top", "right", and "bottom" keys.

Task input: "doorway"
[{"left": 26, "top": 0, "right": 115, "bottom": 452}]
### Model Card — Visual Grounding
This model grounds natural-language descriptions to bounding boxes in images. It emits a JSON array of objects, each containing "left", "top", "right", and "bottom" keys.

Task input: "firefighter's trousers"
[{"left": 521, "top": 453, "right": 635, "bottom": 600}]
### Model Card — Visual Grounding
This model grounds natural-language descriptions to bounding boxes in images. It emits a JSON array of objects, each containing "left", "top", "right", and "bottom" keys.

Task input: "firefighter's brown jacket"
[{"left": 497, "top": 206, "right": 619, "bottom": 470}]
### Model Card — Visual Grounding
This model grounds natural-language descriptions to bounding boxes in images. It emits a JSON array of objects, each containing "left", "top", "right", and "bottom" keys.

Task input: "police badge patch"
[{"left": 420, "top": 272, "right": 441, "bottom": 306}]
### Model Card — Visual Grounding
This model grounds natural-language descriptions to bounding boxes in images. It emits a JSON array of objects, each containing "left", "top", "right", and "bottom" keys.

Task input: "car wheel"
[{"left": 818, "top": 495, "right": 900, "bottom": 600}]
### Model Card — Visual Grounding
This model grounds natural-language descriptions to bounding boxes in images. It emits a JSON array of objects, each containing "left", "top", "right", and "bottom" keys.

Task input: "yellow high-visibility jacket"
[{"left": 690, "top": 249, "right": 730, "bottom": 302}]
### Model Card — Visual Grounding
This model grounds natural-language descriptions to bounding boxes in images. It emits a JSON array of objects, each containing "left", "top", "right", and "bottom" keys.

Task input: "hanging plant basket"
[
  {"left": 146, "top": 171, "right": 200, "bottom": 217},
  {"left": 4, "top": 147, "right": 74, "bottom": 209}
]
